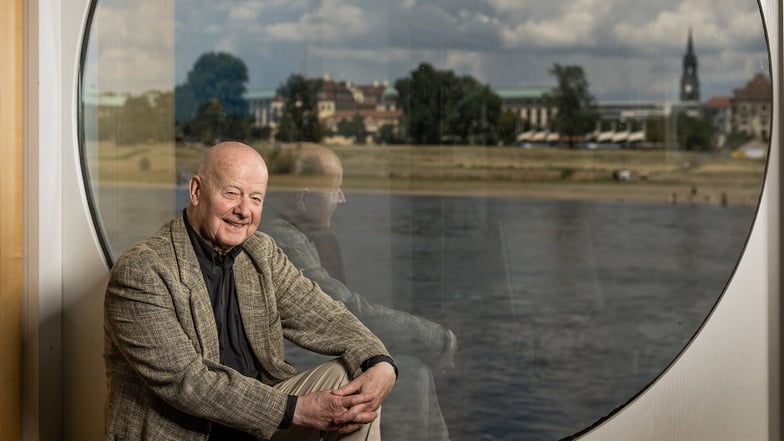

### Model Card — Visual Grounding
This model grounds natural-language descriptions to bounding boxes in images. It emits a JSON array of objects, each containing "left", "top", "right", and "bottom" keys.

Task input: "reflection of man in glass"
[{"left": 262, "top": 143, "right": 457, "bottom": 441}]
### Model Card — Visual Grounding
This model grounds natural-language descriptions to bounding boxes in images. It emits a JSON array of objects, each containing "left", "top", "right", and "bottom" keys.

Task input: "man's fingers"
[
  {"left": 334, "top": 391, "right": 374, "bottom": 408},
  {"left": 333, "top": 410, "right": 378, "bottom": 432},
  {"left": 332, "top": 401, "right": 374, "bottom": 424},
  {"left": 332, "top": 381, "right": 362, "bottom": 397}
]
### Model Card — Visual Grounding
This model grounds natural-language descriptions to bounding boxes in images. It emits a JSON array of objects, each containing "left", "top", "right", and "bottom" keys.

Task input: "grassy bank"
[{"left": 87, "top": 141, "right": 766, "bottom": 207}]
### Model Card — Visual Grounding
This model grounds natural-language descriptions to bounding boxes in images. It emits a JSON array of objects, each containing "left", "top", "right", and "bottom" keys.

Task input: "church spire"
[{"left": 680, "top": 28, "right": 700, "bottom": 102}]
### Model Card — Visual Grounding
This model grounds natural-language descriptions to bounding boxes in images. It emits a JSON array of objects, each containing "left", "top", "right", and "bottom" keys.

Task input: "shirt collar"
[{"left": 183, "top": 210, "right": 242, "bottom": 271}]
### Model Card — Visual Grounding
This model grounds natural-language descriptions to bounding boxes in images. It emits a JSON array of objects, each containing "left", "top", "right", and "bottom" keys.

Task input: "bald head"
[
  {"left": 186, "top": 142, "right": 268, "bottom": 253},
  {"left": 266, "top": 143, "right": 345, "bottom": 230},
  {"left": 197, "top": 141, "right": 268, "bottom": 183},
  {"left": 269, "top": 143, "right": 342, "bottom": 190}
]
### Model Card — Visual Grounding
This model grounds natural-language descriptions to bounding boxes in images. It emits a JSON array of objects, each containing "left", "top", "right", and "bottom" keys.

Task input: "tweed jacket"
[
  {"left": 104, "top": 213, "right": 389, "bottom": 441},
  {"left": 260, "top": 208, "right": 449, "bottom": 365}
]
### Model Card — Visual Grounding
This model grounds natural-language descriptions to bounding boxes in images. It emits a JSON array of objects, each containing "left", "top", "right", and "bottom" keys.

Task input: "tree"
[
  {"left": 174, "top": 51, "right": 251, "bottom": 143},
  {"left": 375, "top": 124, "right": 402, "bottom": 144},
  {"left": 547, "top": 64, "right": 599, "bottom": 148},
  {"left": 645, "top": 117, "right": 667, "bottom": 145},
  {"left": 150, "top": 91, "right": 175, "bottom": 142},
  {"left": 395, "top": 63, "right": 445, "bottom": 145},
  {"left": 395, "top": 63, "right": 503, "bottom": 145},
  {"left": 449, "top": 75, "right": 502, "bottom": 145},
  {"left": 336, "top": 115, "right": 366, "bottom": 143},
  {"left": 115, "top": 92, "right": 174, "bottom": 145},
  {"left": 675, "top": 112, "right": 714, "bottom": 150},
  {"left": 497, "top": 110, "right": 523, "bottom": 145},
  {"left": 275, "top": 74, "right": 322, "bottom": 142},
  {"left": 174, "top": 83, "right": 198, "bottom": 125},
  {"left": 186, "top": 52, "right": 249, "bottom": 117},
  {"left": 115, "top": 95, "right": 153, "bottom": 145},
  {"left": 182, "top": 99, "right": 250, "bottom": 145}
]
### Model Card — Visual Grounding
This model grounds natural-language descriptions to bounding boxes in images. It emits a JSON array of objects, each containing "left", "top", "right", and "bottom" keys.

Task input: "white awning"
[
  {"left": 597, "top": 131, "right": 615, "bottom": 142},
  {"left": 628, "top": 131, "right": 646, "bottom": 142},
  {"left": 612, "top": 131, "right": 630, "bottom": 143}
]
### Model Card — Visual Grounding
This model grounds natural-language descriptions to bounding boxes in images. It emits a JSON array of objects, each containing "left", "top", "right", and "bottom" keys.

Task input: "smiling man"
[{"left": 104, "top": 141, "right": 397, "bottom": 441}]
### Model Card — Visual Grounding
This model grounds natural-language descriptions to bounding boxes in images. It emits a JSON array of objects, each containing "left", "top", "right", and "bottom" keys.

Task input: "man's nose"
[{"left": 235, "top": 196, "right": 252, "bottom": 217}]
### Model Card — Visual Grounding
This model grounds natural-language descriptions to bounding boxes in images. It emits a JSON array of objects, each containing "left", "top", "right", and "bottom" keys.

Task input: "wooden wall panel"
[{"left": 0, "top": 0, "right": 24, "bottom": 438}]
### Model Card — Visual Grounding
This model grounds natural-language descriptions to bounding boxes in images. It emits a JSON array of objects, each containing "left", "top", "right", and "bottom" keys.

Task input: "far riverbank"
[{"left": 86, "top": 141, "right": 766, "bottom": 208}]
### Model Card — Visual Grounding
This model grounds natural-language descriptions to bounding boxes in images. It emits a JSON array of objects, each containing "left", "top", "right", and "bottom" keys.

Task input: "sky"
[{"left": 87, "top": 0, "right": 771, "bottom": 102}]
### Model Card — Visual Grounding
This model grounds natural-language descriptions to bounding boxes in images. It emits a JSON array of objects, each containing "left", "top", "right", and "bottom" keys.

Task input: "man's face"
[
  {"left": 300, "top": 165, "right": 345, "bottom": 230},
  {"left": 301, "top": 188, "right": 345, "bottom": 230},
  {"left": 189, "top": 157, "right": 268, "bottom": 253}
]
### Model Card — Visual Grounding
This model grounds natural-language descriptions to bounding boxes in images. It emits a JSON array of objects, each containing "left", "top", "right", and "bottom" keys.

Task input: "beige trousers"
[{"left": 270, "top": 360, "right": 381, "bottom": 441}]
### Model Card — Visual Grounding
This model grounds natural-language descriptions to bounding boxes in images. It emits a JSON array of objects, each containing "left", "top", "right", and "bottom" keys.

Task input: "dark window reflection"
[{"left": 80, "top": 0, "right": 769, "bottom": 439}]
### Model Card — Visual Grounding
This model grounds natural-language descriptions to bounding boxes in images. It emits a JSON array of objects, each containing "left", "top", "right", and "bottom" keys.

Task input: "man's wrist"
[
  {"left": 361, "top": 355, "right": 398, "bottom": 379},
  {"left": 277, "top": 395, "right": 298, "bottom": 429}
]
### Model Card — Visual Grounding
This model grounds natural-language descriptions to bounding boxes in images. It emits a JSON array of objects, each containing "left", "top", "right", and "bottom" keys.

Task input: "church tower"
[{"left": 680, "top": 28, "right": 700, "bottom": 102}]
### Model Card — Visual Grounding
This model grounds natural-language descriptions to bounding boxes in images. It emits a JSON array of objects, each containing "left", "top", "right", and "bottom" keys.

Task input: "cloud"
[
  {"left": 613, "top": 0, "right": 764, "bottom": 53},
  {"left": 263, "top": 0, "right": 373, "bottom": 43},
  {"left": 499, "top": 0, "right": 612, "bottom": 49},
  {"left": 87, "top": 1, "right": 175, "bottom": 94},
  {"left": 85, "top": 0, "right": 769, "bottom": 102}
]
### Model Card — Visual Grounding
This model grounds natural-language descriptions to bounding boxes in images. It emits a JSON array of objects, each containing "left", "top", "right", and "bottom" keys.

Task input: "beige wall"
[{"left": 0, "top": 0, "right": 23, "bottom": 439}]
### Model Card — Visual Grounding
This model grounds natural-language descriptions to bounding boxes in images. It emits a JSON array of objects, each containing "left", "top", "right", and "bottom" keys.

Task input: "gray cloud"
[{"left": 88, "top": 0, "right": 769, "bottom": 101}]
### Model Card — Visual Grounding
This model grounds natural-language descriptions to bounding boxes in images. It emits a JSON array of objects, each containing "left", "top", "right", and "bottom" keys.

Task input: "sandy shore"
[{"left": 90, "top": 141, "right": 766, "bottom": 208}]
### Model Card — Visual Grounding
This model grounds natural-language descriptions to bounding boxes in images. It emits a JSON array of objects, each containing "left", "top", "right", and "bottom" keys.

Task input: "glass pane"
[{"left": 80, "top": 1, "right": 770, "bottom": 440}]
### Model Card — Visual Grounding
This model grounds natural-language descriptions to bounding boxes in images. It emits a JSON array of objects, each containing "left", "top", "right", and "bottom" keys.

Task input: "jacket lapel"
[
  {"left": 171, "top": 214, "right": 221, "bottom": 362},
  {"left": 233, "top": 252, "right": 267, "bottom": 361}
]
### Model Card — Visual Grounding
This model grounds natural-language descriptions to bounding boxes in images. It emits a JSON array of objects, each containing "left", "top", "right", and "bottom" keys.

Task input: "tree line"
[{"left": 98, "top": 50, "right": 720, "bottom": 150}]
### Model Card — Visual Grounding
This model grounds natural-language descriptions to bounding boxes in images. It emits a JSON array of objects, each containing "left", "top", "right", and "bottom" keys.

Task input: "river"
[{"left": 316, "top": 193, "right": 754, "bottom": 440}]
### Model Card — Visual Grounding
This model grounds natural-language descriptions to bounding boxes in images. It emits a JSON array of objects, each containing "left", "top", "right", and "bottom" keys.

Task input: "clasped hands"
[{"left": 292, "top": 362, "right": 396, "bottom": 434}]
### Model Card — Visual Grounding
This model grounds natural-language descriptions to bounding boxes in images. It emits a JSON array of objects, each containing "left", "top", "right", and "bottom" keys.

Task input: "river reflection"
[{"left": 311, "top": 193, "right": 753, "bottom": 441}]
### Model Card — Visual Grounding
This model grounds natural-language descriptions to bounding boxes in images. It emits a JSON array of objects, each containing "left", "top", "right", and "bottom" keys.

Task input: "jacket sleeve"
[
  {"left": 254, "top": 234, "right": 392, "bottom": 378},
  {"left": 105, "top": 244, "right": 288, "bottom": 440},
  {"left": 262, "top": 222, "right": 450, "bottom": 365}
]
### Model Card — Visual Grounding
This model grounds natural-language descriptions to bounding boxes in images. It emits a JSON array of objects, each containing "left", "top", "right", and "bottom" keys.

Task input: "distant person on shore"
[
  {"left": 262, "top": 143, "right": 457, "bottom": 441},
  {"left": 104, "top": 141, "right": 397, "bottom": 441}
]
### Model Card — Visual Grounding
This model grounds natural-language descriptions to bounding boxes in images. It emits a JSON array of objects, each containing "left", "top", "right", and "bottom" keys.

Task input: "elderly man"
[
  {"left": 262, "top": 143, "right": 456, "bottom": 441},
  {"left": 104, "top": 141, "right": 397, "bottom": 441}
]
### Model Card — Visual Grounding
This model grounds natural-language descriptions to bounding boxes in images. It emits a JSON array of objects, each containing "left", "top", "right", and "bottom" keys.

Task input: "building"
[
  {"left": 680, "top": 28, "right": 700, "bottom": 103},
  {"left": 245, "top": 76, "right": 402, "bottom": 142},
  {"left": 703, "top": 96, "right": 732, "bottom": 148},
  {"left": 496, "top": 86, "right": 555, "bottom": 130},
  {"left": 245, "top": 89, "right": 281, "bottom": 129},
  {"left": 316, "top": 76, "right": 402, "bottom": 138},
  {"left": 730, "top": 73, "right": 772, "bottom": 142},
  {"left": 589, "top": 101, "right": 667, "bottom": 146},
  {"left": 496, "top": 87, "right": 559, "bottom": 144}
]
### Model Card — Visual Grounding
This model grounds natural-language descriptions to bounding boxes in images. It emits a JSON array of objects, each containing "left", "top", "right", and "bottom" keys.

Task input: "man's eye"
[{"left": 225, "top": 191, "right": 240, "bottom": 198}]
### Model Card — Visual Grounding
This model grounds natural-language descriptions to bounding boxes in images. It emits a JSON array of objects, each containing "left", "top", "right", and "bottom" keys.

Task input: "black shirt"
[{"left": 183, "top": 212, "right": 295, "bottom": 440}]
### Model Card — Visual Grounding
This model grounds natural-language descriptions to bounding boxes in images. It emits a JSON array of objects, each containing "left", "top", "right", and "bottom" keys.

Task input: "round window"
[{"left": 80, "top": 1, "right": 770, "bottom": 439}]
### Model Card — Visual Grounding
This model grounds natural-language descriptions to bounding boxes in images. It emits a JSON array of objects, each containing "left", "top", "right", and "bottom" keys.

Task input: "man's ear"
[
  {"left": 189, "top": 176, "right": 202, "bottom": 205},
  {"left": 294, "top": 189, "right": 309, "bottom": 211}
]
